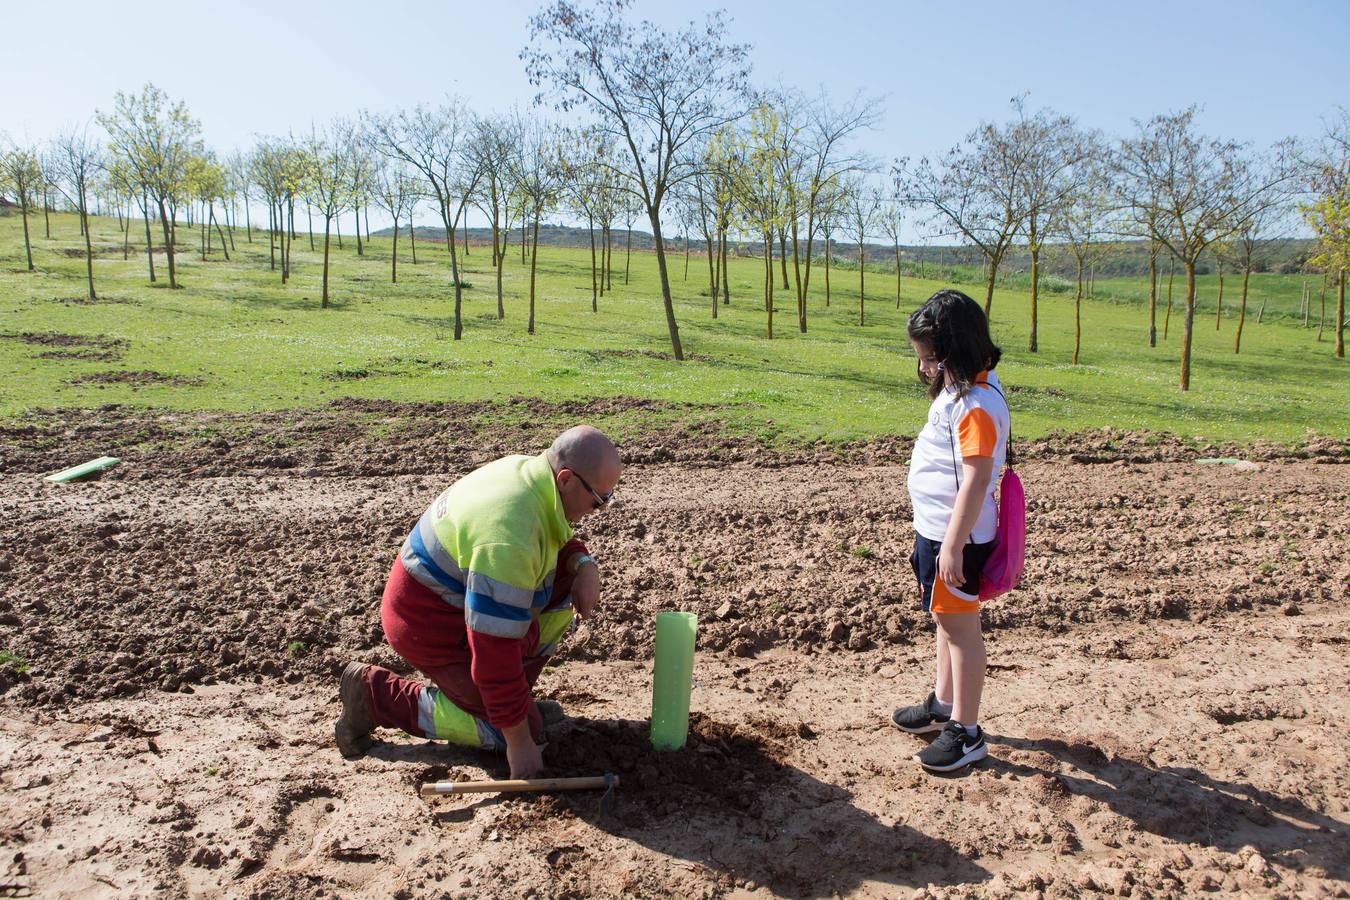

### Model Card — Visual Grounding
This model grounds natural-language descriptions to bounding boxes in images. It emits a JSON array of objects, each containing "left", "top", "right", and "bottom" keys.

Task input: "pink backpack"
[
  {"left": 979, "top": 464, "right": 1025, "bottom": 600},
  {"left": 949, "top": 382, "right": 1026, "bottom": 601}
]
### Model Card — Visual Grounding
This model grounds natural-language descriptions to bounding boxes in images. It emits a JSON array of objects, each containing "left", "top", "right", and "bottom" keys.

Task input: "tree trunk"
[
  {"left": 410, "top": 221, "right": 417, "bottom": 264},
  {"left": 624, "top": 225, "right": 632, "bottom": 285},
  {"left": 791, "top": 217, "right": 805, "bottom": 332},
  {"left": 355, "top": 209, "right": 364, "bottom": 257},
  {"left": 983, "top": 256, "right": 997, "bottom": 317},
  {"left": 493, "top": 225, "right": 505, "bottom": 319},
  {"left": 142, "top": 191, "right": 156, "bottom": 283},
  {"left": 894, "top": 244, "right": 902, "bottom": 309},
  {"left": 648, "top": 208, "right": 684, "bottom": 360},
  {"left": 720, "top": 227, "right": 729, "bottom": 305},
  {"left": 778, "top": 226, "right": 789, "bottom": 291},
  {"left": 200, "top": 203, "right": 207, "bottom": 261},
  {"left": 19, "top": 194, "right": 34, "bottom": 271},
  {"left": 521, "top": 218, "right": 528, "bottom": 265},
  {"left": 268, "top": 203, "right": 276, "bottom": 271},
  {"left": 1028, "top": 243, "right": 1040, "bottom": 353},
  {"left": 683, "top": 232, "right": 689, "bottom": 281},
  {"left": 158, "top": 197, "right": 178, "bottom": 288},
  {"left": 1337, "top": 269, "right": 1346, "bottom": 359},
  {"left": 1073, "top": 257, "right": 1083, "bottom": 365},
  {"left": 43, "top": 193, "right": 51, "bottom": 239},
  {"left": 244, "top": 199, "right": 252, "bottom": 242},
  {"left": 858, "top": 238, "right": 866, "bottom": 327},
  {"left": 391, "top": 216, "right": 399, "bottom": 284},
  {"left": 79, "top": 192, "right": 96, "bottom": 301},
  {"left": 336, "top": 216, "right": 343, "bottom": 251},
  {"left": 321, "top": 218, "right": 333, "bottom": 308},
  {"left": 306, "top": 204, "right": 316, "bottom": 251},
  {"left": 764, "top": 231, "right": 773, "bottom": 340},
  {"left": 1180, "top": 261, "right": 1197, "bottom": 391},
  {"left": 528, "top": 212, "right": 540, "bottom": 335},
  {"left": 824, "top": 235, "right": 832, "bottom": 307},
  {"left": 588, "top": 214, "right": 598, "bottom": 313},
  {"left": 462, "top": 224, "right": 468, "bottom": 257},
  {"left": 1147, "top": 244, "right": 1158, "bottom": 347},
  {"left": 211, "top": 206, "right": 230, "bottom": 261},
  {"left": 1214, "top": 258, "right": 1224, "bottom": 329},
  {"left": 1164, "top": 256, "right": 1174, "bottom": 340},
  {"left": 1257, "top": 296, "right": 1267, "bottom": 323},
  {"left": 446, "top": 211, "right": 464, "bottom": 341},
  {"left": 706, "top": 235, "right": 717, "bottom": 319},
  {"left": 1235, "top": 264, "right": 1250, "bottom": 353}
]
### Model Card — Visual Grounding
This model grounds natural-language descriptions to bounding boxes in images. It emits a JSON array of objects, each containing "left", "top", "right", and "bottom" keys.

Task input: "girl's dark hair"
[{"left": 907, "top": 289, "right": 1002, "bottom": 400}]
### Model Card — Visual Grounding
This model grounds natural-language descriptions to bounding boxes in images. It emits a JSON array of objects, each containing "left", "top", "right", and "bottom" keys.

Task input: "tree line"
[{"left": 2, "top": 0, "right": 1346, "bottom": 387}]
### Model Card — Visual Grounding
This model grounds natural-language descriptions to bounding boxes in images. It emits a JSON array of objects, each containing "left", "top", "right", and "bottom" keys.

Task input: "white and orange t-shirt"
[{"left": 906, "top": 369, "right": 1009, "bottom": 544}]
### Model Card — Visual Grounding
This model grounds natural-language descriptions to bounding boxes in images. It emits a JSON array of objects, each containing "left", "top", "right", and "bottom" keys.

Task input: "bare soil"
[{"left": 1, "top": 407, "right": 1347, "bottom": 898}]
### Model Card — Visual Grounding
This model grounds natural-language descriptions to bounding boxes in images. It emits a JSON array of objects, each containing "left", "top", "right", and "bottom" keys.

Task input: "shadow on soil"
[
  {"left": 369, "top": 715, "right": 990, "bottom": 897},
  {"left": 987, "top": 732, "right": 1348, "bottom": 878}
]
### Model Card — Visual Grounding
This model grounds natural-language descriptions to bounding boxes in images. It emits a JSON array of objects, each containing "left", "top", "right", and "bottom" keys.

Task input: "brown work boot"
[{"left": 335, "top": 661, "right": 375, "bottom": 758}]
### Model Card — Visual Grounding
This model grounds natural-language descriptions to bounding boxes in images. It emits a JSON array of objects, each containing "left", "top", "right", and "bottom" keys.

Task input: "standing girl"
[{"left": 891, "top": 289, "right": 1009, "bottom": 772}]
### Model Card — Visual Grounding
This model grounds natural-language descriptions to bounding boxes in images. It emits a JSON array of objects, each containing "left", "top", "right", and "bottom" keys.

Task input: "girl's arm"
[{"left": 938, "top": 456, "right": 994, "bottom": 588}]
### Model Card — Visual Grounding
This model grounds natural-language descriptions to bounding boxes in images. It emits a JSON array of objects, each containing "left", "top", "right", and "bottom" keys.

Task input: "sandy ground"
[{"left": 1, "top": 410, "right": 1348, "bottom": 898}]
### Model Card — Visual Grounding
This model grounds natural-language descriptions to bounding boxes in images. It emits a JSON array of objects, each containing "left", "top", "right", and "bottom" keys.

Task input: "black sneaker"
[
  {"left": 915, "top": 721, "right": 987, "bottom": 772},
  {"left": 890, "top": 692, "right": 951, "bottom": 734}
]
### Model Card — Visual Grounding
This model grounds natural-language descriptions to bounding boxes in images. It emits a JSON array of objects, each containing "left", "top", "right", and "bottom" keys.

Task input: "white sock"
[
  {"left": 933, "top": 696, "right": 953, "bottom": 716},
  {"left": 960, "top": 722, "right": 979, "bottom": 738}
]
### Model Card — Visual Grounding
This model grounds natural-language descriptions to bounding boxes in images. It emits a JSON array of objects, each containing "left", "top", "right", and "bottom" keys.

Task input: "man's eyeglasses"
[{"left": 572, "top": 470, "right": 615, "bottom": 510}]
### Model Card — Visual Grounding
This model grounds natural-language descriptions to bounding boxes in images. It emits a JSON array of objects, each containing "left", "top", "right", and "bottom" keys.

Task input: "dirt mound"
[
  {"left": 2, "top": 331, "right": 127, "bottom": 349},
  {"left": 65, "top": 370, "right": 202, "bottom": 386}
]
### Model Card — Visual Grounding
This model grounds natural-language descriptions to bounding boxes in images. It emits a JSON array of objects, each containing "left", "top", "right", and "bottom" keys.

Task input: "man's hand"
[
  {"left": 938, "top": 542, "right": 966, "bottom": 589},
  {"left": 502, "top": 721, "right": 544, "bottom": 779},
  {"left": 572, "top": 559, "right": 601, "bottom": 620}
]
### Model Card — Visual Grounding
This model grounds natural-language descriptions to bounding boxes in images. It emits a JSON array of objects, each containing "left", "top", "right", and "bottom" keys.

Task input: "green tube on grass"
[{"left": 650, "top": 611, "right": 698, "bottom": 750}]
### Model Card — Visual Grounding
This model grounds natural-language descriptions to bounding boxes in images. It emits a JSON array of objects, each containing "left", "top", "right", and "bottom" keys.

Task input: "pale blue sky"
[{"left": 4, "top": 0, "right": 1347, "bottom": 234}]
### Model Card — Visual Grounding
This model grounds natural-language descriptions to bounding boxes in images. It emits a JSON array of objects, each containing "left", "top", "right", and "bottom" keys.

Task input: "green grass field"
[{"left": 1, "top": 211, "right": 1345, "bottom": 445}]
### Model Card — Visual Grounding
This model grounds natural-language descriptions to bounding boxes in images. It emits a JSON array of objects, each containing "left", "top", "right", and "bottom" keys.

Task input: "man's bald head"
[
  {"left": 547, "top": 425, "right": 618, "bottom": 475},
  {"left": 548, "top": 426, "right": 621, "bottom": 522}
]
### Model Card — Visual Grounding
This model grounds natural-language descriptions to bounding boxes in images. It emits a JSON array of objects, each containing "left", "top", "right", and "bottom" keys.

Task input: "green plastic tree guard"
[
  {"left": 44, "top": 456, "right": 120, "bottom": 483},
  {"left": 650, "top": 611, "right": 698, "bottom": 751}
]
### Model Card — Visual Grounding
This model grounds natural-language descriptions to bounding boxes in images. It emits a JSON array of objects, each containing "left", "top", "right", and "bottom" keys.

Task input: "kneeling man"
[{"left": 335, "top": 425, "right": 620, "bottom": 778}]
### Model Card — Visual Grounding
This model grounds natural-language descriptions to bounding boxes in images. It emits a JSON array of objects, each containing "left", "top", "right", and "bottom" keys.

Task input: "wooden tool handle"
[{"left": 419, "top": 775, "right": 618, "bottom": 798}]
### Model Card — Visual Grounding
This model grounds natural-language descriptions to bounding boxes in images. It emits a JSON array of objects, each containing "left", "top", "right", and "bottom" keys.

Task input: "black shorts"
[{"left": 911, "top": 534, "right": 996, "bottom": 613}]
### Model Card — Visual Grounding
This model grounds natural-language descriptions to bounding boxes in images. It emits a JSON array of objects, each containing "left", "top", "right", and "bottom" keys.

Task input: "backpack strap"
[{"left": 946, "top": 380, "right": 1013, "bottom": 545}]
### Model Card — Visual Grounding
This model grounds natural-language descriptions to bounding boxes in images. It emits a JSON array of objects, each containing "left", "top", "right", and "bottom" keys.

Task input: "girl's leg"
[
  {"left": 933, "top": 621, "right": 954, "bottom": 707},
  {"left": 934, "top": 611, "right": 984, "bottom": 725}
]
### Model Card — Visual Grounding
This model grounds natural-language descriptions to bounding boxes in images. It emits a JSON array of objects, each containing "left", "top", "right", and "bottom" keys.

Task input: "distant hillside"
[{"left": 376, "top": 222, "right": 1319, "bottom": 279}]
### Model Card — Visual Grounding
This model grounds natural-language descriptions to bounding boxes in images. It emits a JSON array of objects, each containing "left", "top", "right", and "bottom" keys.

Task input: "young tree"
[
  {"left": 525, "top": 0, "right": 752, "bottom": 361},
  {"left": 373, "top": 158, "right": 416, "bottom": 284},
  {"left": 1302, "top": 109, "right": 1349, "bottom": 358},
  {"left": 726, "top": 105, "right": 786, "bottom": 339},
  {"left": 1013, "top": 106, "right": 1089, "bottom": 352},
  {"left": 1230, "top": 203, "right": 1283, "bottom": 354},
  {"left": 53, "top": 127, "right": 103, "bottom": 302},
  {"left": 787, "top": 88, "right": 879, "bottom": 332},
  {"left": 842, "top": 177, "right": 879, "bottom": 326},
  {"left": 468, "top": 114, "right": 524, "bottom": 318},
  {"left": 367, "top": 99, "right": 484, "bottom": 339},
  {"left": 1058, "top": 161, "right": 1112, "bottom": 365},
  {"left": 559, "top": 128, "right": 607, "bottom": 312},
  {"left": 98, "top": 84, "right": 201, "bottom": 289},
  {"left": 0, "top": 143, "right": 42, "bottom": 271},
  {"left": 1114, "top": 108, "right": 1295, "bottom": 389},
  {"left": 896, "top": 115, "right": 1031, "bottom": 317},
  {"left": 875, "top": 192, "right": 906, "bottom": 309},
  {"left": 508, "top": 122, "right": 564, "bottom": 335},
  {"left": 306, "top": 124, "right": 356, "bottom": 308}
]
